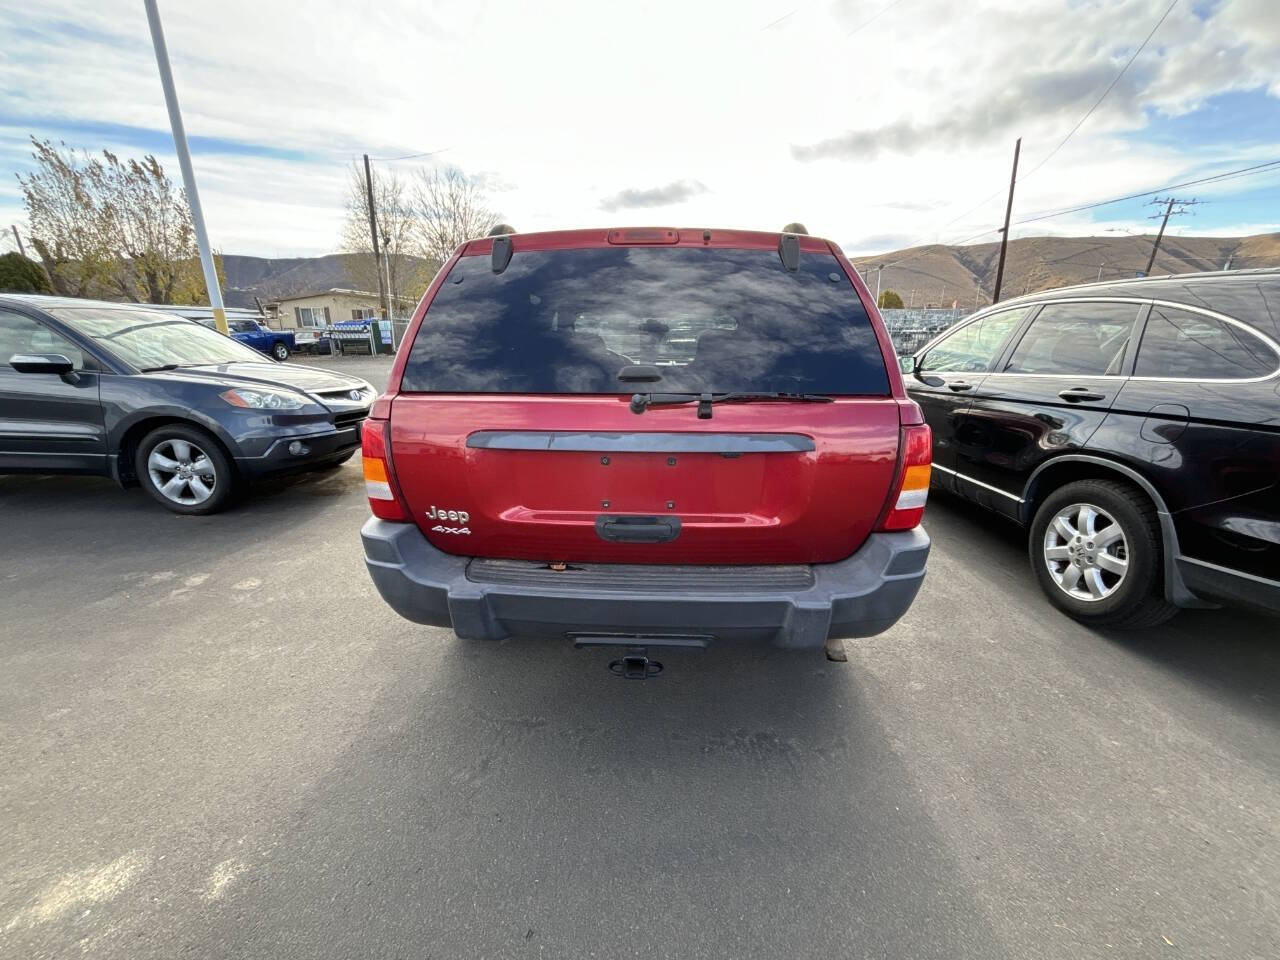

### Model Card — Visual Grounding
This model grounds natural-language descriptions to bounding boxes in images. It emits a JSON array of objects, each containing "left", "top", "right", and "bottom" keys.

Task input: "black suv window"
[
  {"left": 1002, "top": 301, "right": 1138, "bottom": 375},
  {"left": 918, "top": 307, "right": 1030, "bottom": 373},
  {"left": 1135, "top": 306, "right": 1277, "bottom": 379},
  {"left": 401, "top": 246, "right": 889, "bottom": 395},
  {"left": 0, "top": 310, "right": 85, "bottom": 369}
]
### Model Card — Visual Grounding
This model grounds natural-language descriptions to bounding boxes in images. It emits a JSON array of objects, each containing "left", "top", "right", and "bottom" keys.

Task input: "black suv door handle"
[
  {"left": 595, "top": 515, "right": 682, "bottom": 543},
  {"left": 946, "top": 381, "right": 974, "bottom": 392},
  {"left": 1058, "top": 387, "right": 1106, "bottom": 402}
]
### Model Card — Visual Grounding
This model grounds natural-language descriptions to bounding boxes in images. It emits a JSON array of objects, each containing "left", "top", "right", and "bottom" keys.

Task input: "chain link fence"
[{"left": 879, "top": 308, "right": 969, "bottom": 356}]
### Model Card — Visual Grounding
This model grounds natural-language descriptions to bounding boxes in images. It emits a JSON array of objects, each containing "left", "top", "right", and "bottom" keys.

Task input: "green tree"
[
  {"left": 0, "top": 251, "right": 53, "bottom": 293},
  {"left": 878, "top": 289, "right": 904, "bottom": 309}
]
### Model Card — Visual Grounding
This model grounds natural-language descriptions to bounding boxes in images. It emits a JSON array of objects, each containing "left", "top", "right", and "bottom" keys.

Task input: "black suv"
[{"left": 903, "top": 269, "right": 1280, "bottom": 627}]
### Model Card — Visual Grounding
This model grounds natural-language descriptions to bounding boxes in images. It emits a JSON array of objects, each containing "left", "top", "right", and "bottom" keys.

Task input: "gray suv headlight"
[{"left": 220, "top": 387, "right": 310, "bottom": 410}]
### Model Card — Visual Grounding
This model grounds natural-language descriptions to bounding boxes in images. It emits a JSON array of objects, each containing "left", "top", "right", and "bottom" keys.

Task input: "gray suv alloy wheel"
[{"left": 135, "top": 424, "right": 236, "bottom": 515}]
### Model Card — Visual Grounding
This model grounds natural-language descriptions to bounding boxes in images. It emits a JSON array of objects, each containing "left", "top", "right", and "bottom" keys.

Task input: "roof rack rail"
[
  {"left": 778, "top": 233, "right": 801, "bottom": 272},
  {"left": 491, "top": 234, "right": 513, "bottom": 273}
]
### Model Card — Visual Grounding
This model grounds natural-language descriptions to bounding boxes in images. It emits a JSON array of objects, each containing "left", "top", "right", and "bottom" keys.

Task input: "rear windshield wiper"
[{"left": 629, "top": 391, "right": 833, "bottom": 418}]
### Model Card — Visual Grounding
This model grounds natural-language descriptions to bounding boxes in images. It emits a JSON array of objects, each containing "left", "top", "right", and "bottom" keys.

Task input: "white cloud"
[{"left": 0, "top": 0, "right": 1277, "bottom": 257}]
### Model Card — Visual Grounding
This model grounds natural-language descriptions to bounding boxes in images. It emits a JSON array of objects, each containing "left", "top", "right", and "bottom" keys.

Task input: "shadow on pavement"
[
  {"left": 194, "top": 638, "right": 1008, "bottom": 960},
  {"left": 928, "top": 492, "right": 1279, "bottom": 726},
  {"left": 0, "top": 464, "right": 365, "bottom": 547}
]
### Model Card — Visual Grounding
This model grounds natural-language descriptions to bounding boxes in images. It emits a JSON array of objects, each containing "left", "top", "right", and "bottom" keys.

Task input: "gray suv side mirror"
[
  {"left": 9, "top": 353, "right": 75, "bottom": 375},
  {"left": 897, "top": 355, "right": 917, "bottom": 375}
]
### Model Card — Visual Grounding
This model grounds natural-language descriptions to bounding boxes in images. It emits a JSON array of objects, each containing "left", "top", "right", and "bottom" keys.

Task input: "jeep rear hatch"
[{"left": 385, "top": 237, "right": 907, "bottom": 565}]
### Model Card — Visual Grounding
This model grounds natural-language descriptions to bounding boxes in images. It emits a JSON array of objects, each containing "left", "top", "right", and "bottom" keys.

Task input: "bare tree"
[
  {"left": 99, "top": 150, "right": 216, "bottom": 304},
  {"left": 16, "top": 139, "right": 113, "bottom": 297},
  {"left": 411, "top": 166, "right": 500, "bottom": 265},
  {"left": 340, "top": 162, "right": 429, "bottom": 310},
  {"left": 16, "top": 137, "right": 216, "bottom": 304}
]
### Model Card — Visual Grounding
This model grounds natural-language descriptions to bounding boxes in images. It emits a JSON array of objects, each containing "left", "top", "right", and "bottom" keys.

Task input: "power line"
[
  {"left": 760, "top": 7, "right": 800, "bottom": 30},
  {"left": 914, "top": 1, "right": 1178, "bottom": 245},
  {"left": 1018, "top": 0, "right": 1179, "bottom": 183},
  {"left": 1013, "top": 159, "right": 1280, "bottom": 225},
  {"left": 366, "top": 146, "right": 451, "bottom": 163},
  {"left": 865, "top": 157, "right": 1280, "bottom": 272},
  {"left": 846, "top": 0, "right": 910, "bottom": 38}
]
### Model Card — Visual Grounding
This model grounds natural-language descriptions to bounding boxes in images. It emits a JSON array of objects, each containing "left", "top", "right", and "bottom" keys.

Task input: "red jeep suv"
[{"left": 360, "top": 227, "right": 931, "bottom": 657}]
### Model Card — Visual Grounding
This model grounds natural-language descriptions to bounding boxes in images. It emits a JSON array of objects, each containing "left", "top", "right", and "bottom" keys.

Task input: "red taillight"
[
  {"left": 361, "top": 419, "right": 410, "bottom": 522},
  {"left": 879, "top": 423, "right": 932, "bottom": 531}
]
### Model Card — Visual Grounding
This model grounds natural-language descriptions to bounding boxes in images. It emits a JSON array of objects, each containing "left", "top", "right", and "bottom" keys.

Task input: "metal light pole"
[
  {"left": 143, "top": 0, "right": 228, "bottom": 333},
  {"left": 875, "top": 264, "right": 884, "bottom": 305}
]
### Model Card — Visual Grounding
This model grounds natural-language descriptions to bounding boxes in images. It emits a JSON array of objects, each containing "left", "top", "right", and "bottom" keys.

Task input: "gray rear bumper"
[{"left": 361, "top": 519, "right": 929, "bottom": 647}]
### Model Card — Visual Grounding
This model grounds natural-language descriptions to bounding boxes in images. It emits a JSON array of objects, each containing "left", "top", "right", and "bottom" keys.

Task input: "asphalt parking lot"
[{"left": 2, "top": 355, "right": 1277, "bottom": 960}]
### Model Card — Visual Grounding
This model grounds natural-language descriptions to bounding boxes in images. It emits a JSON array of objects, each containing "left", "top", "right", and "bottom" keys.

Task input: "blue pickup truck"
[
  {"left": 226, "top": 320, "right": 296, "bottom": 360},
  {"left": 195, "top": 318, "right": 296, "bottom": 360}
]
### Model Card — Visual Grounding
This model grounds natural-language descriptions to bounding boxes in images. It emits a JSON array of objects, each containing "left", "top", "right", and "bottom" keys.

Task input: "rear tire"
[
  {"left": 135, "top": 424, "right": 237, "bottom": 515},
  {"left": 272, "top": 341, "right": 290, "bottom": 361},
  {"left": 1028, "top": 479, "right": 1177, "bottom": 630}
]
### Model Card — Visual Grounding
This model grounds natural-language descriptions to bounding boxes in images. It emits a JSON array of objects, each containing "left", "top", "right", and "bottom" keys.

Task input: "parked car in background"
[
  {"left": 0, "top": 295, "right": 375, "bottom": 514},
  {"left": 903, "top": 269, "right": 1280, "bottom": 626},
  {"left": 361, "top": 227, "right": 932, "bottom": 662},
  {"left": 293, "top": 326, "right": 332, "bottom": 355}
]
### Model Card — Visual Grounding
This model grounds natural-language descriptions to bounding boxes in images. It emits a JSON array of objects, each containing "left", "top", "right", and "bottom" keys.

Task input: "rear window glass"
[
  {"left": 1135, "top": 306, "right": 1277, "bottom": 379},
  {"left": 1001, "top": 301, "right": 1138, "bottom": 375},
  {"left": 400, "top": 246, "right": 889, "bottom": 394}
]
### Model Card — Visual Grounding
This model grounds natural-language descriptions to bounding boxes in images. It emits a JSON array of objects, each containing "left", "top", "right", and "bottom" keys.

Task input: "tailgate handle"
[{"left": 595, "top": 515, "right": 682, "bottom": 543}]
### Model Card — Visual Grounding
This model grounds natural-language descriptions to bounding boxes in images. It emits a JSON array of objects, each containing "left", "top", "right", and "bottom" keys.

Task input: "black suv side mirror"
[{"left": 9, "top": 353, "right": 75, "bottom": 375}]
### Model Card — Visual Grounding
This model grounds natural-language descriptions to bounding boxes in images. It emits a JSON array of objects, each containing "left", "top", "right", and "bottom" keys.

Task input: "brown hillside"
[{"left": 847, "top": 233, "right": 1280, "bottom": 308}]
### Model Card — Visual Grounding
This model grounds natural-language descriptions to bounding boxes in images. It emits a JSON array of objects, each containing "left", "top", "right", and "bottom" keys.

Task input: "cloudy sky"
[{"left": 1, "top": 0, "right": 1278, "bottom": 259}]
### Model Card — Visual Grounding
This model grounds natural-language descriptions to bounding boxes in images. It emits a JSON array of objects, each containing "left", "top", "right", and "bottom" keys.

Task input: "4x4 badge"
[{"left": 427, "top": 504, "right": 471, "bottom": 535}]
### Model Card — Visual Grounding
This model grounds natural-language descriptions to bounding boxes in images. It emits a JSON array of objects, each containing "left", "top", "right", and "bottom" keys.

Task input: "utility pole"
[
  {"left": 363, "top": 154, "right": 390, "bottom": 320},
  {"left": 143, "top": 0, "right": 228, "bottom": 334},
  {"left": 382, "top": 233, "right": 394, "bottom": 318},
  {"left": 991, "top": 137, "right": 1021, "bottom": 304},
  {"left": 1144, "top": 198, "right": 1174, "bottom": 276},
  {"left": 1097, "top": 261, "right": 1105, "bottom": 282},
  {"left": 875, "top": 264, "right": 884, "bottom": 305},
  {"left": 908, "top": 288, "right": 915, "bottom": 308},
  {"left": 9, "top": 225, "right": 24, "bottom": 257},
  {"left": 1144, "top": 196, "right": 1200, "bottom": 276}
]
